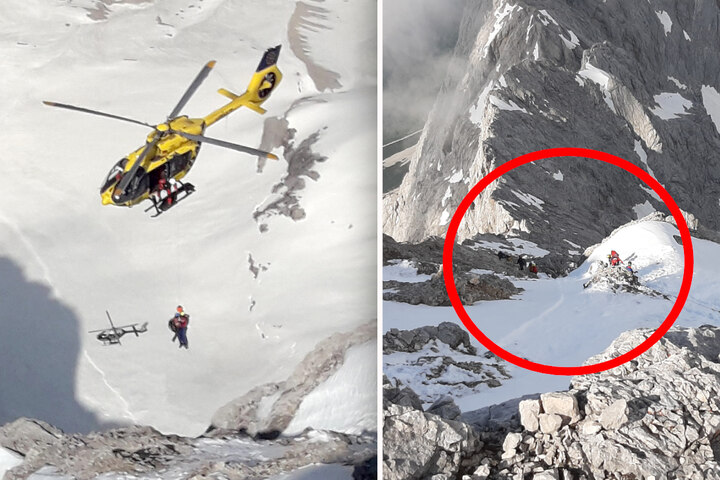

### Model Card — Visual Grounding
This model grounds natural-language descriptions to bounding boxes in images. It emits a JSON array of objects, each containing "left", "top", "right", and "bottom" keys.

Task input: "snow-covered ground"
[
  {"left": 384, "top": 220, "right": 716, "bottom": 413},
  {"left": 0, "top": 0, "right": 376, "bottom": 439}
]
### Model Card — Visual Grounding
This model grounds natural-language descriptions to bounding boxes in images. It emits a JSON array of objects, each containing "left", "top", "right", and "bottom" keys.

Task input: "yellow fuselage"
[{"left": 100, "top": 50, "right": 282, "bottom": 208}]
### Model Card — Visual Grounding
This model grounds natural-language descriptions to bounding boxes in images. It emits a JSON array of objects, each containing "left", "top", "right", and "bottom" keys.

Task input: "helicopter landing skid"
[{"left": 145, "top": 182, "right": 196, "bottom": 217}]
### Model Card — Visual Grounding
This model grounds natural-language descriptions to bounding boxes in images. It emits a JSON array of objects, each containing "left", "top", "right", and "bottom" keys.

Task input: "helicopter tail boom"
[{"left": 204, "top": 45, "right": 282, "bottom": 126}]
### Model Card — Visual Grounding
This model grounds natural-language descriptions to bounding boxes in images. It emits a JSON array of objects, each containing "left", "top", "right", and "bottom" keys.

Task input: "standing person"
[
  {"left": 517, "top": 255, "right": 527, "bottom": 271},
  {"left": 170, "top": 305, "right": 190, "bottom": 349}
]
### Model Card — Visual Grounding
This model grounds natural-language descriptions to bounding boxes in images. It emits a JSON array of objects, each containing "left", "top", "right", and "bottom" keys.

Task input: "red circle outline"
[{"left": 442, "top": 147, "right": 694, "bottom": 375}]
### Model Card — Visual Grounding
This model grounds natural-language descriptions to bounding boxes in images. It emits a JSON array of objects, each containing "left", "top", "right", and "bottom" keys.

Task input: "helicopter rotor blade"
[
  {"left": 167, "top": 60, "right": 217, "bottom": 120},
  {"left": 114, "top": 134, "right": 162, "bottom": 199},
  {"left": 43, "top": 101, "right": 154, "bottom": 129},
  {"left": 173, "top": 131, "right": 279, "bottom": 160}
]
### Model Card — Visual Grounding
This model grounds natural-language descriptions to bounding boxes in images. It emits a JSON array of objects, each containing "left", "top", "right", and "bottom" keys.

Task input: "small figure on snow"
[
  {"left": 529, "top": 261, "right": 538, "bottom": 274},
  {"left": 626, "top": 261, "right": 635, "bottom": 275},
  {"left": 609, "top": 250, "right": 623, "bottom": 267},
  {"left": 169, "top": 305, "right": 190, "bottom": 349}
]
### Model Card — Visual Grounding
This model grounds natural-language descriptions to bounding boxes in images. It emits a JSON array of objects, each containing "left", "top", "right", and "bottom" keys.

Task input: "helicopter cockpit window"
[{"left": 100, "top": 158, "right": 127, "bottom": 192}]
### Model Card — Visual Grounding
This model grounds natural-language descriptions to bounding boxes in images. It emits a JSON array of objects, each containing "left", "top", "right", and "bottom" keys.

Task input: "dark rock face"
[
  {"left": 384, "top": 272, "right": 521, "bottom": 306},
  {"left": 384, "top": 0, "right": 720, "bottom": 256},
  {"left": 384, "top": 322, "right": 477, "bottom": 355}
]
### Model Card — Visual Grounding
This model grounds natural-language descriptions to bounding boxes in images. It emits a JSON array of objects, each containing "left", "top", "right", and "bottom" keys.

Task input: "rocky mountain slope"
[
  {"left": 384, "top": 325, "right": 720, "bottom": 480},
  {"left": 383, "top": 0, "right": 720, "bottom": 255},
  {"left": 1, "top": 322, "right": 377, "bottom": 480}
]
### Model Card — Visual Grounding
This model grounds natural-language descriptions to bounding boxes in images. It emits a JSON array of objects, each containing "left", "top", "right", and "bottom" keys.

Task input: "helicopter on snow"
[
  {"left": 44, "top": 45, "right": 283, "bottom": 216},
  {"left": 89, "top": 311, "right": 148, "bottom": 346}
]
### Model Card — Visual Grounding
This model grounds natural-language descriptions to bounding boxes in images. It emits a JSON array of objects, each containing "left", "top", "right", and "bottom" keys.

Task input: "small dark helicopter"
[
  {"left": 89, "top": 311, "right": 148, "bottom": 346},
  {"left": 44, "top": 45, "right": 282, "bottom": 216}
]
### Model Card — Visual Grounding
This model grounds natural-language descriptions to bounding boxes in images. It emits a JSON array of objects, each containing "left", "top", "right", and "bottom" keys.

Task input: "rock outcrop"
[
  {"left": 384, "top": 323, "right": 511, "bottom": 408},
  {"left": 1, "top": 421, "right": 374, "bottom": 480},
  {"left": 384, "top": 271, "right": 521, "bottom": 306},
  {"left": 2, "top": 322, "right": 377, "bottom": 480},
  {"left": 383, "top": 378, "right": 486, "bottom": 480},
  {"left": 211, "top": 319, "right": 375, "bottom": 439},
  {"left": 383, "top": 325, "right": 720, "bottom": 479}
]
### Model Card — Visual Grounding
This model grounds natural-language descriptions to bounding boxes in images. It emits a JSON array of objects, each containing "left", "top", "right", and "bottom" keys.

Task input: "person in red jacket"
[{"left": 170, "top": 305, "right": 190, "bottom": 349}]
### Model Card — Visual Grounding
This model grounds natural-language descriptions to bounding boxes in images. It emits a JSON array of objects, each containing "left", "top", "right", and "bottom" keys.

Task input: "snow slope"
[
  {"left": 384, "top": 220, "right": 716, "bottom": 413},
  {"left": 0, "top": 0, "right": 376, "bottom": 437}
]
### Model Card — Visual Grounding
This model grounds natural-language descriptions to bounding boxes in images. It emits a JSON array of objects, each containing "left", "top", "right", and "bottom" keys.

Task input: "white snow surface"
[
  {"left": 0, "top": 0, "right": 375, "bottom": 437},
  {"left": 578, "top": 62, "right": 615, "bottom": 113},
  {"left": 650, "top": 92, "right": 692, "bottom": 119},
  {"left": 385, "top": 220, "right": 716, "bottom": 413},
  {"left": 552, "top": 171, "right": 564, "bottom": 181},
  {"left": 511, "top": 190, "right": 544, "bottom": 210},
  {"left": 269, "top": 464, "right": 354, "bottom": 480},
  {"left": 0, "top": 448, "right": 23, "bottom": 479},
  {"left": 668, "top": 76, "right": 687, "bottom": 90},
  {"left": 701, "top": 85, "right": 720, "bottom": 135},
  {"left": 448, "top": 170, "right": 464, "bottom": 184},
  {"left": 383, "top": 260, "right": 432, "bottom": 284},
  {"left": 284, "top": 341, "right": 376, "bottom": 435},
  {"left": 559, "top": 30, "right": 579, "bottom": 49},
  {"left": 655, "top": 10, "right": 672, "bottom": 35},
  {"left": 489, "top": 95, "right": 529, "bottom": 113}
]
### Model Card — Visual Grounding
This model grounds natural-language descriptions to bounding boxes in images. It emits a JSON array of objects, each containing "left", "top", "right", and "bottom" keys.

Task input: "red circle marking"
[{"left": 442, "top": 147, "right": 694, "bottom": 376}]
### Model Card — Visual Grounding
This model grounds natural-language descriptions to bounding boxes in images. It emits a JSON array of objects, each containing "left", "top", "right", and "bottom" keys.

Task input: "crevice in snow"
[{"left": 82, "top": 351, "right": 137, "bottom": 424}]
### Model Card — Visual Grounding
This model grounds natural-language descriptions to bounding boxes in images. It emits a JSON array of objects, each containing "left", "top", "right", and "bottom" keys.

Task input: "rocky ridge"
[
  {"left": 383, "top": 0, "right": 720, "bottom": 258},
  {"left": 383, "top": 325, "right": 720, "bottom": 479},
  {"left": 384, "top": 322, "right": 512, "bottom": 412},
  {"left": 1, "top": 321, "right": 377, "bottom": 480}
]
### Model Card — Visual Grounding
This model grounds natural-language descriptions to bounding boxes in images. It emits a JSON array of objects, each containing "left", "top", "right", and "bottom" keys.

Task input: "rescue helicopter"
[
  {"left": 89, "top": 311, "right": 148, "bottom": 346},
  {"left": 44, "top": 45, "right": 282, "bottom": 216}
]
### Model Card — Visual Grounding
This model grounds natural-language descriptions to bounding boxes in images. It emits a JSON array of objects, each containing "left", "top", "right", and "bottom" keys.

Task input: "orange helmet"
[{"left": 176, "top": 305, "right": 184, "bottom": 313}]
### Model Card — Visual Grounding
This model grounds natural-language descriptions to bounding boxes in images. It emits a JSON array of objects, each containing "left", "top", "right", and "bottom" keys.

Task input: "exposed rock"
[
  {"left": 533, "top": 471, "right": 560, "bottom": 480},
  {"left": 502, "top": 432, "right": 522, "bottom": 453},
  {"left": 383, "top": 378, "right": 425, "bottom": 412},
  {"left": 384, "top": 322, "right": 477, "bottom": 355},
  {"left": 598, "top": 399, "right": 629, "bottom": 431},
  {"left": 538, "top": 413, "right": 563, "bottom": 435},
  {"left": 518, "top": 399, "right": 540, "bottom": 432},
  {"left": 383, "top": 326, "right": 720, "bottom": 479},
  {"left": 0, "top": 418, "right": 62, "bottom": 457},
  {"left": 428, "top": 396, "right": 463, "bottom": 421},
  {"left": 384, "top": 272, "right": 521, "bottom": 306},
  {"left": 385, "top": 325, "right": 512, "bottom": 408},
  {"left": 539, "top": 392, "right": 581, "bottom": 426},
  {"left": 210, "top": 320, "right": 375, "bottom": 438},
  {"left": 210, "top": 382, "right": 284, "bottom": 435},
  {"left": 383, "top": 402, "right": 484, "bottom": 480},
  {"left": 2, "top": 425, "right": 374, "bottom": 480}
]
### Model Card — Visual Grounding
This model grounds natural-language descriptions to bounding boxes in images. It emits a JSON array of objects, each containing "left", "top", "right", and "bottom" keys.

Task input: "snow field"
[
  {"left": 0, "top": 0, "right": 376, "bottom": 438},
  {"left": 384, "top": 220, "right": 719, "bottom": 413}
]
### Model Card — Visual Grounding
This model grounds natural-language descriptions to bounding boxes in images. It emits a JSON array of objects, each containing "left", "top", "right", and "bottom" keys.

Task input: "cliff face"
[{"left": 384, "top": 0, "right": 720, "bottom": 251}]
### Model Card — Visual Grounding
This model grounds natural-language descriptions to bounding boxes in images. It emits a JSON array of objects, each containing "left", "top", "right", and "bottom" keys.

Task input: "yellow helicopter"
[{"left": 44, "top": 45, "right": 282, "bottom": 216}]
